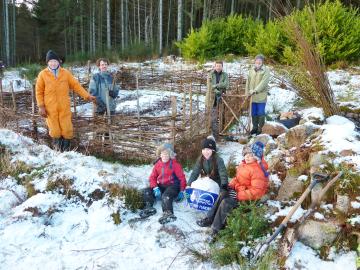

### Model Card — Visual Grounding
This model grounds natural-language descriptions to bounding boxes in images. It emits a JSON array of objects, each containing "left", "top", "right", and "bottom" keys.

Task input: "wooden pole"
[
  {"left": 10, "top": 81, "right": 16, "bottom": 112},
  {"left": 72, "top": 92, "right": 77, "bottom": 118},
  {"left": 182, "top": 81, "right": 186, "bottom": 129},
  {"left": 31, "top": 83, "right": 38, "bottom": 137},
  {"left": 136, "top": 70, "right": 141, "bottom": 133},
  {"left": 189, "top": 83, "right": 193, "bottom": 137},
  {"left": 171, "top": 96, "right": 177, "bottom": 146},
  {"left": 0, "top": 78, "right": 3, "bottom": 106},
  {"left": 87, "top": 60, "right": 91, "bottom": 85},
  {"left": 196, "top": 84, "right": 200, "bottom": 135}
]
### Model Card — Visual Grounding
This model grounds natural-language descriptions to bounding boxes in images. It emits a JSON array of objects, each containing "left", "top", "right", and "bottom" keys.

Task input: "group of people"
[
  {"left": 35, "top": 50, "right": 119, "bottom": 151},
  {"left": 34, "top": 50, "right": 270, "bottom": 233},
  {"left": 35, "top": 50, "right": 270, "bottom": 152},
  {"left": 208, "top": 55, "right": 270, "bottom": 136},
  {"left": 141, "top": 136, "right": 269, "bottom": 235}
]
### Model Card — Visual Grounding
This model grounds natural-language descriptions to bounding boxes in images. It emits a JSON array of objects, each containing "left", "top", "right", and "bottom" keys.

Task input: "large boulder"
[
  {"left": 276, "top": 174, "right": 304, "bottom": 201},
  {"left": 262, "top": 121, "right": 288, "bottom": 137},
  {"left": 285, "top": 123, "right": 321, "bottom": 148},
  {"left": 250, "top": 134, "right": 273, "bottom": 146},
  {"left": 297, "top": 219, "right": 341, "bottom": 250}
]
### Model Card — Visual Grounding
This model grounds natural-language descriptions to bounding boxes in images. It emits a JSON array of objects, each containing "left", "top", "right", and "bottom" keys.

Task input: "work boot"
[
  {"left": 196, "top": 217, "right": 213, "bottom": 227},
  {"left": 257, "top": 116, "right": 266, "bottom": 135},
  {"left": 250, "top": 116, "right": 258, "bottom": 135},
  {"left": 139, "top": 203, "right": 157, "bottom": 219},
  {"left": 61, "top": 139, "right": 71, "bottom": 151},
  {"left": 158, "top": 210, "right": 177, "bottom": 224}
]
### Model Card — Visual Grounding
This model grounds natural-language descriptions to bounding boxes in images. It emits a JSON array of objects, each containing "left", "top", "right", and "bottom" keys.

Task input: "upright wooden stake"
[
  {"left": 189, "top": 83, "right": 193, "bottom": 137},
  {"left": 87, "top": 60, "right": 91, "bottom": 85},
  {"left": 10, "top": 81, "right": 16, "bottom": 111},
  {"left": 171, "top": 96, "right": 177, "bottom": 146},
  {"left": 182, "top": 81, "right": 186, "bottom": 129},
  {"left": 0, "top": 78, "right": 3, "bottom": 106}
]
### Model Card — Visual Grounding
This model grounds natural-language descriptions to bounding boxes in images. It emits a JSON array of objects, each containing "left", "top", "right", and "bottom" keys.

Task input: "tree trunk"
[
  {"left": 296, "top": 0, "right": 301, "bottom": 9},
  {"left": 177, "top": 0, "right": 182, "bottom": 41},
  {"left": 159, "top": 0, "right": 163, "bottom": 55},
  {"left": 231, "top": 0, "right": 235, "bottom": 15},
  {"left": 4, "top": 0, "right": 10, "bottom": 65},
  {"left": 138, "top": 0, "right": 141, "bottom": 43},
  {"left": 144, "top": 0, "right": 148, "bottom": 45},
  {"left": 80, "top": 1, "right": 85, "bottom": 53},
  {"left": 125, "top": 0, "right": 129, "bottom": 47},
  {"left": 12, "top": 0, "right": 16, "bottom": 65},
  {"left": 166, "top": 0, "right": 172, "bottom": 48},
  {"left": 268, "top": 0, "right": 273, "bottom": 20},
  {"left": 203, "top": 0, "right": 207, "bottom": 22},
  {"left": 149, "top": 0, "right": 153, "bottom": 44},
  {"left": 121, "top": 0, "right": 125, "bottom": 50},
  {"left": 107, "top": 0, "right": 111, "bottom": 49},
  {"left": 190, "top": 0, "right": 194, "bottom": 29}
]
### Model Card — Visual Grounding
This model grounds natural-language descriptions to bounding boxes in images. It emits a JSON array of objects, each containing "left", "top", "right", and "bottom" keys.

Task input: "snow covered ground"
[
  {"left": 0, "top": 58, "right": 359, "bottom": 269},
  {"left": 1, "top": 113, "right": 359, "bottom": 269}
]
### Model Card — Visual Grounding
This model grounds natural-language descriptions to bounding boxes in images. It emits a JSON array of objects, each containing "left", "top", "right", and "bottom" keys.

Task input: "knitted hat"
[
  {"left": 202, "top": 136, "right": 216, "bottom": 152},
  {"left": 156, "top": 143, "right": 176, "bottom": 159},
  {"left": 255, "top": 54, "right": 265, "bottom": 62},
  {"left": 251, "top": 141, "right": 264, "bottom": 160},
  {"left": 242, "top": 145, "right": 252, "bottom": 157},
  {"left": 46, "top": 50, "right": 60, "bottom": 63}
]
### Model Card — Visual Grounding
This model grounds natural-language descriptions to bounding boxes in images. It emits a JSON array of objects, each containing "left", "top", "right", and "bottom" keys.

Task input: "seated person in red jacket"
[
  {"left": 140, "top": 143, "right": 186, "bottom": 224},
  {"left": 197, "top": 141, "right": 269, "bottom": 235}
]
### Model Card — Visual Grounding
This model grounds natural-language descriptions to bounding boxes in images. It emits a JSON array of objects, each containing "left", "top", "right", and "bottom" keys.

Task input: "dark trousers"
[
  {"left": 206, "top": 191, "right": 238, "bottom": 232},
  {"left": 143, "top": 185, "right": 180, "bottom": 213}
]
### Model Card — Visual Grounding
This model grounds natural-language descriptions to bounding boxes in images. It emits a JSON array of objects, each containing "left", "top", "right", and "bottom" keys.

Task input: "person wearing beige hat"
[{"left": 140, "top": 143, "right": 186, "bottom": 224}]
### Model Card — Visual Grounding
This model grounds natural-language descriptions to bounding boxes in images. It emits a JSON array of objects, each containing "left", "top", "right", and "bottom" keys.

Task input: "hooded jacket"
[{"left": 149, "top": 159, "right": 186, "bottom": 191}]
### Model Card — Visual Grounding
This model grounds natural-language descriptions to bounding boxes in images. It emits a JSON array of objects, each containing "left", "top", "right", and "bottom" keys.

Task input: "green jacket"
[
  {"left": 205, "top": 71, "right": 229, "bottom": 109},
  {"left": 188, "top": 154, "right": 228, "bottom": 188},
  {"left": 245, "top": 65, "right": 270, "bottom": 103}
]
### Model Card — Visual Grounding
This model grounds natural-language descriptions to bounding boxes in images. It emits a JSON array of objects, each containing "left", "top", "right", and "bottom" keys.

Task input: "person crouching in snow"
[
  {"left": 140, "top": 143, "right": 186, "bottom": 224},
  {"left": 36, "top": 50, "right": 96, "bottom": 151},
  {"left": 196, "top": 141, "right": 269, "bottom": 236},
  {"left": 187, "top": 136, "right": 228, "bottom": 194}
]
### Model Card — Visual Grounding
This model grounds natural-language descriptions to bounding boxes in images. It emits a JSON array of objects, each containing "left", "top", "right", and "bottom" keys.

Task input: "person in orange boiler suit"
[
  {"left": 36, "top": 50, "right": 96, "bottom": 151},
  {"left": 196, "top": 141, "right": 269, "bottom": 236}
]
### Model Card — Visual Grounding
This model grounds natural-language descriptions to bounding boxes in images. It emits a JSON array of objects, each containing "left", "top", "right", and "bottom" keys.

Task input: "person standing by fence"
[
  {"left": 35, "top": 50, "right": 96, "bottom": 151},
  {"left": 89, "top": 58, "right": 119, "bottom": 116},
  {"left": 245, "top": 54, "right": 270, "bottom": 135}
]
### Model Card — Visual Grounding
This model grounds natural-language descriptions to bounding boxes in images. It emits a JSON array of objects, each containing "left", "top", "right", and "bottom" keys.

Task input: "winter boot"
[
  {"left": 53, "top": 138, "right": 63, "bottom": 151},
  {"left": 250, "top": 116, "right": 259, "bottom": 135},
  {"left": 61, "top": 139, "right": 71, "bottom": 152},
  {"left": 257, "top": 116, "right": 266, "bottom": 135},
  {"left": 196, "top": 217, "right": 212, "bottom": 227},
  {"left": 139, "top": 205, "right": 157, "bottom": 219},
  {"left": 158, "top": 210, "right": 177, "bottom": 224}
]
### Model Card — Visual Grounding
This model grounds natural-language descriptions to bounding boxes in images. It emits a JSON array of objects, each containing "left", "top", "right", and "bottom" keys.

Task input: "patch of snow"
[
  {"left": 351, "top": 201, "right": 360, "bottom": 209},
  {"left": 314, "top": 212, "right": 325, "bottom": 220},
  {"left": 300, "top": 107, "right": 325, "bottom": 122},
  {"left": 267, "top": 204, "right": 305, "bottom": 223},
  {"left": 320, "top": 115, "right": 360, "bottom": 155},
  {"left": 348, "top": 215, "right": 360, "bottom": 226},
  {"left": 298, "top": 175, "right": 308, "bottom": 182},
  {"left": 286, "top": 241, "right": 356, "bottom": 270},
  {"left": 269, "top": 174, "right": 282, "bottom": 188}
]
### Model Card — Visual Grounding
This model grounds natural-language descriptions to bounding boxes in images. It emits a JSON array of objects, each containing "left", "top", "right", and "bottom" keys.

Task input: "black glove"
[
  {"left": 221, "top": 184, "right": 228, "bottom": 191},
  {"left": 228, "top": 189, "right": 237, "bottom": 200},
  {"left": 109, "top": 90, "right": 117, "bottom": 98}
]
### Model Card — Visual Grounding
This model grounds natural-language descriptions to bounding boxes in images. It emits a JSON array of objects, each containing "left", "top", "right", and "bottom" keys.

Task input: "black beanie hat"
[
  {"left": 202, "top": 136, "right": 216, "bottom": 152},
  {"left": 46, "top": 50, "right": 60, "bottom": 63}
]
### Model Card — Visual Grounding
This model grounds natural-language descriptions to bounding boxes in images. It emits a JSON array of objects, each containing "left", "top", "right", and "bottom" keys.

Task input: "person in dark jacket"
[
  {"left": 140, "top": 143, "right": 187, "bottom": 224},
  {"left": 197, "top": 141, "right": 269, "bottom": 236},
  {"left": 89, "top": 58, "right": 119, "bottom": 115},
  {"left": 187, "top": 136, "right": 228, "bottom": 190}
]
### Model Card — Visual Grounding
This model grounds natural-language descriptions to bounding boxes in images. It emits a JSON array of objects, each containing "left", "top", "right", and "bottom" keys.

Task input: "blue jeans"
[{"left": 251, "top": 102, "right": 266, "bottom": 116}]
